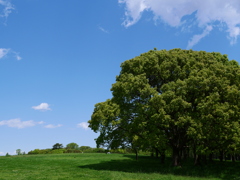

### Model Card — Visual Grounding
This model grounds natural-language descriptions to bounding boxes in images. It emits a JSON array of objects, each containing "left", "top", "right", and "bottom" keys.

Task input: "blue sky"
[{"left": 0, "top": 0, "right": 240, "bottom": 155}]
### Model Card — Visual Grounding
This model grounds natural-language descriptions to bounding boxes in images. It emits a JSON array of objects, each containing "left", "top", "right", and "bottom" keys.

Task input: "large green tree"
[{"left": 89, "top": 49, "right": 240, "bottom": 166}]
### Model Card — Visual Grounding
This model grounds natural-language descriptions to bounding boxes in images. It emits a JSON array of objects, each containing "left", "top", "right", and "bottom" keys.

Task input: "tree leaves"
[{"left": 89, "top": 48, "right": 240, "bottom": 166}]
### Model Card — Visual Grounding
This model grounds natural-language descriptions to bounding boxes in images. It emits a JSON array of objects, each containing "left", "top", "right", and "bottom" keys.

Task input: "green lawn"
[{"left": 0, "top": 153, "right": 239, "bottom": 180}]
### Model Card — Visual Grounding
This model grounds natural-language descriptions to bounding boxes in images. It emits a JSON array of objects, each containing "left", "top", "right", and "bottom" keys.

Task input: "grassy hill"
[{"left": 0, "top": 153, "right": 239, "bottom": 180}]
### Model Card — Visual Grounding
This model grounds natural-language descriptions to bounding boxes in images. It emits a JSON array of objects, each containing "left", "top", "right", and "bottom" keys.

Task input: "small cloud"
[
  {"left": 44, "top": 124, "right": 62, "bottom": 129},
  {"left": 32, "top": 103, "right": 51, "bottom": 111},
  {"left": 14, "top": 52, "right": 22, "bottom": 60},
  {"left": 187, "top": 25, "right": 213, "bottom": 49},
  {"left": 16, "top": 55, "right": 22, "bottom": 60},
  {"left": 0, "top": 118, "right": 44, "bottom": 129},
  {"left": 0, "top": 48, "right": 9, "bottom": 59},
  {"left": 0, "top": 152, "right": 5, "bottom": 156},
  {"left": 98, "top": 26, "right": 109, "bottom": 33},
  {"left": 77, "top": 122, "right": 89, "bottom": 130}
]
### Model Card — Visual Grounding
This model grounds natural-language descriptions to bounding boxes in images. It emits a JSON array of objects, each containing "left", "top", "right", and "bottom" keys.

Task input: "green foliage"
[
  {"left": 66, "top": 142, "right": 79, "bottom": 149},
  {"left": 64, "top": 149, "right": 82, "bottom": 153},
  {"left": 28, "top": 149, "right": 41, "bottom": 154},
  {"left": 92, "top": 148, "right": 105, "bottom": 153},
  {"left": 16, "top": 149, "right": 22, "bottom": 155},
  {"left": 52, "top": 143, "right": 63, "bottom": 150},
  {"left": 79, "top": 146, "right": 91, "bottom": 152},
  {"left": 28, "top": 148, "right": 66, "bottom": 154},
  {"left": 110, "top": 148, "right": 126, "bottom": 154},
  {"left": 27, "top": 145, "right": 103, "bottom": 154},
  {"left": 5, "top": 153, "right": 10, "bottom": 157},
  {"left": 51, "top": 149, "right": 65, "bottom": 154},
  {"left": 89, "top": 48, "right": 240, "bottom": 166},
  {"left": 80, "top": 147, "right": 105, "bottom": 153}
]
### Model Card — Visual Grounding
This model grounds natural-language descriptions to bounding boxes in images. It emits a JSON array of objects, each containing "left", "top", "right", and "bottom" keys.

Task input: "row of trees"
[
  {"left": 28, "top": 143, "right": 105, "bottom": 154},
  {"left": 88, "top": 49, "right": 240, "bottom": 166}
]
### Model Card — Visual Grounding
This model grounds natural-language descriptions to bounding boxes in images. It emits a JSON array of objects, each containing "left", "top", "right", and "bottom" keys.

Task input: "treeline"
[
  {"left": 89, "top": 49, "right": 240, "bottom": 166},
  {"left": 28, "top": 143, "right": 105, "bottom": 154}
]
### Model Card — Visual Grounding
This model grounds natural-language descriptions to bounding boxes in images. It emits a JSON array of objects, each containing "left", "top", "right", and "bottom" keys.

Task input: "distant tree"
[
  {"left": 16, "top": 149, "right": 22, "bottom": 155},
  {"left": 66, "top": 142, "right": 79, "bottom": 149},
  {"left": 5, "top": 153, "right": 10, "bottom": 157},
  {"left": 52, "top": 143, "right": 63, "bottom": 150}
]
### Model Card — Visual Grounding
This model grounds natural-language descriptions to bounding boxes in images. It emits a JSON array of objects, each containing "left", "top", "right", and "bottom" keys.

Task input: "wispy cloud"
[
  {"left": 98, "top": 26, "right": 109, "bottom": 33},
  {"left": 187, "top": 25, "right": 213, "bottom": 49},
  {"left": 0, "top": 0, "right": 14, "bottom": 19},
  {"left": 0, "top": 48, "right": 9, "bottom": 58},
  {"left": 77, "top": 122, "right": 89, "bottom": 130},
  {"left": 32, "top": 103, "right": 51, "bottom": 111},
  {"left": 16, "top": 55, "right": 22, "bottom": 61},
  {"left": 119, "top": 0, "right": 240, "bottom": 47},
  {"left": 119, "top": 0, "right": 148, "bottom": 27},
  {"left": 44, "top": 124, "right": 62, "bottom": 129},
  {"left": 0, "top": 48, "right": 22, "bottom": 60},
  {"left": 0, "top": 118, "right": 44, "bottom": 129}
]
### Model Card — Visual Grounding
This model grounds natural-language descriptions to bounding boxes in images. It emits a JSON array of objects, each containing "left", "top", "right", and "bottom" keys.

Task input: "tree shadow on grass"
[{"left": 78, "top": 154, "right": 240, "bottom": 180}]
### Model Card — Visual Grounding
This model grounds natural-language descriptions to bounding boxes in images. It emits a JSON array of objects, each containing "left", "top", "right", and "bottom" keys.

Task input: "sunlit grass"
[{"left": 0, "top": 153, "right": 239, "bottom": 180}]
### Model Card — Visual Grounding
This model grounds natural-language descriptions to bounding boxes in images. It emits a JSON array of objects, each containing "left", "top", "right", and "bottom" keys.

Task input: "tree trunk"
[
  {"left": 194, "top": 154, "right": 202, "bottom": 165},
  {"left": 202, "top": 155, "right": 207, "bottom": 164},
  {"left": 155, "top": 148, "right": 159, "bottom": 158},
  {"left": 232, "top": 154, "right": 236, "bottom": 162},
  {"left": 193, "top": 145, "right": 198, "bottom": 165},
  {"left": 172, "top": 147, "right": 180, "bottom": 166},
  {"left": 182, "top": 146, "right": 189, "bottom": 160},
  {"left": 209, "top": 153, "right": 213, "bottom": 162},
  {"left": 151, "top": 152, "right": 154, "bottom": 157},
  {"left": 160, "top": 150, "right": 165, "bottom": 164},
  {"left": 135, "top": 149, "right": 138, "bottom": 161},
  {"left": 219, "top": 150, "right": 224, "bottom": 162}
]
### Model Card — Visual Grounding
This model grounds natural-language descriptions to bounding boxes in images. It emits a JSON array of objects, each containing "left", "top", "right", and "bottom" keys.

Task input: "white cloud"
[
  {"left": 16, "top": 55, "right": 22, "bottom": 61},
  {"left": 119, "top": 0, "right": 148, "bottom": 27},
  {"left": 98, "top": 26, "right": 109, "bottom": 33},
  {"left": 0, "top": 48, "right": 22, "bottom": 60},
  {"left": 0, "top": 0, "right": 14, "bottom": 18},
  {"left": 32, "top": 103, "right": 51, "bottom": 111},
  {"left": 44, "top": 124, "right": 62, "bottom": 128},
  {"left": 14, "top": 52, "right": 22, "bottom": 60},
  {"left": 119, "top": 0, "right": 240, "bottom": 46},
  {"left": 187, "top": 25, "right": 213, "bottom": 49},
  {"left": 77, "top": 122, "right": 89, "bottom": 130},
  {"left": 0, "top": 48, "right": 9, "bottom": 59},
  {"left": 0, "top": 118, "right": 44, "bottom": 129}
]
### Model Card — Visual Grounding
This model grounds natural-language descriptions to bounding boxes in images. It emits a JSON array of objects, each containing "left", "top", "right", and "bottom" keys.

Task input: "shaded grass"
[{"left": 0, "top": 153, "right": 239, "bottom": 180}]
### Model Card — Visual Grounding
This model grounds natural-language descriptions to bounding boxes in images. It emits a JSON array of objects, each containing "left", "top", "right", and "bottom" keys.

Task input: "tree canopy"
[
  {"left": 88, "top": 49, "right": 240, "bottom": 166},
  {"left": 52, "top": 143, "right": 64, "bottom": 150},
  {"left": 66, "top": 142, "right": 79, "bottom": 150}
]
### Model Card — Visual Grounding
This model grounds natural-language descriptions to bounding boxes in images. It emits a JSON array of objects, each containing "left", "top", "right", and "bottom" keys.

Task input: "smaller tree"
[
  {"left": 66, "top": 142, "right": 79, "bottom": 149},
  {"left": 52, "top": 143, "right": 63, "bottom": 150},
  {"left": 16, "top": 149, "right": 22, "bottom": 155}
]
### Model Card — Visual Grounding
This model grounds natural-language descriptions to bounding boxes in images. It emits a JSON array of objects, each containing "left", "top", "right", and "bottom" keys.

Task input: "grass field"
[{"left": 0, "top": 153, "right": 239, "bottom": 180}]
